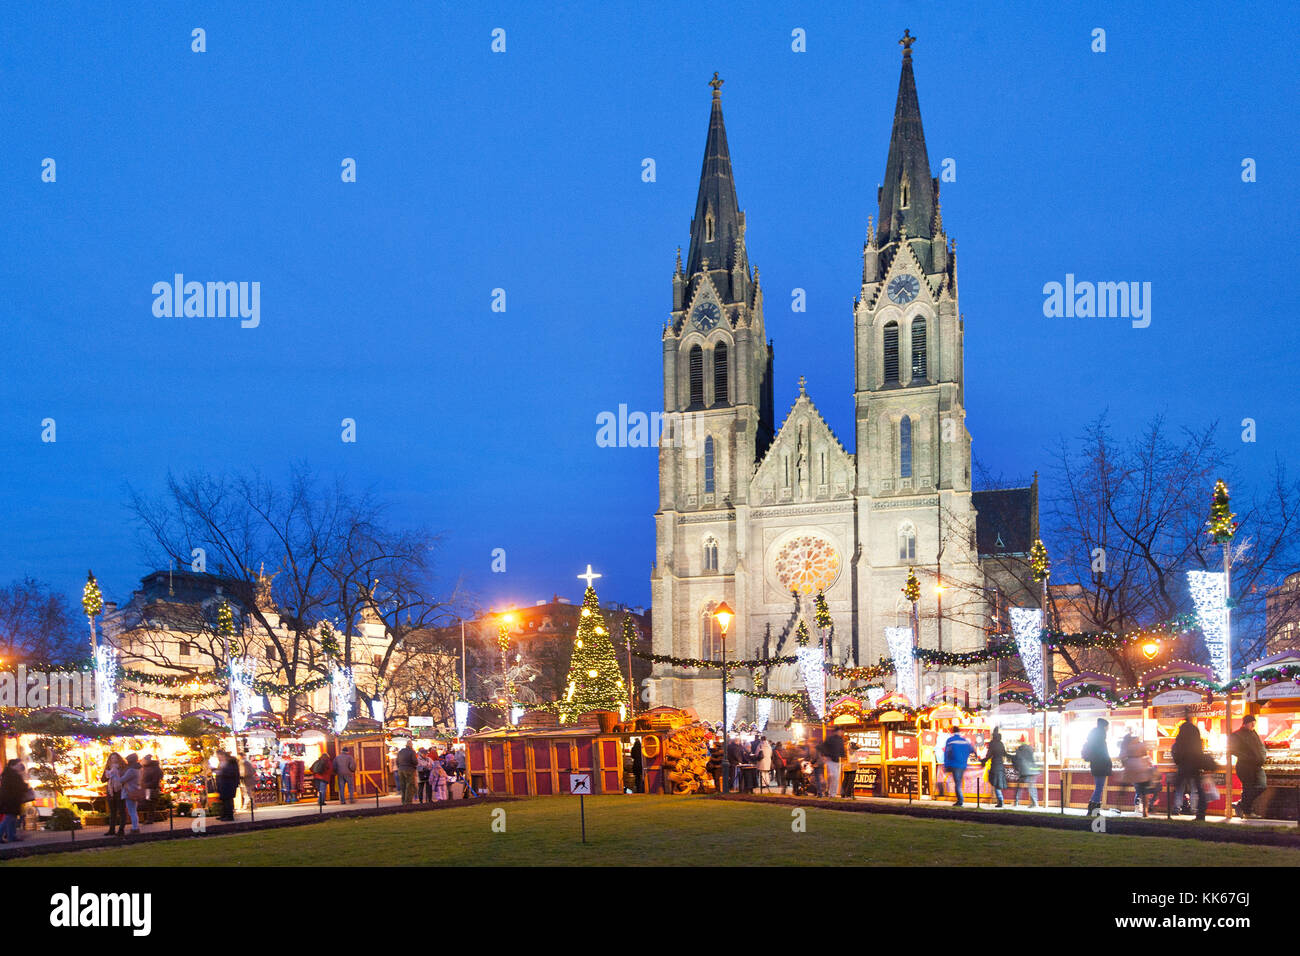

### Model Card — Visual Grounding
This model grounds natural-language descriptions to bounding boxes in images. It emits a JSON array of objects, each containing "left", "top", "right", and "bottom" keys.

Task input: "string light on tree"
[
  {"left": 1206, "top": 479, "right": 1238, "bottom": 544},
  {"left": 902, "top": 568, "right": 921, "bottom": 604},
  {"left": 1030, "top": 539, "right": 1051, "bottom": 584},
  {"left": 814, "top": 590, "right": 832, "bottom": 630},
  {"left": 558, "top": 570, "right": 627, "bottom": 722}
]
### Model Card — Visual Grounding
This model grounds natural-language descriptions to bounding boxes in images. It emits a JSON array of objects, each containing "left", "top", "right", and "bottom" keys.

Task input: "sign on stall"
[{"left": 408, "top": 715, "right": 434, "bottom": 727}]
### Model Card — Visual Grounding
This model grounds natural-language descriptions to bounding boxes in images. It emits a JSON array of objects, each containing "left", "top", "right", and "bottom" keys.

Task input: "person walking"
[
  {"left": 395, "top": 740, "right": 418, "bottom": 804},
  {"left": 726, "top": 737, "right": 747, "bottom": 792},
  {"left": 1171, "top": 713, "right": 1208, "bottom": 821},
  {"left": 308, "top": 750, "right": 333, "bottom": 808},
  {"left": 279, "top": 756, "right": 296, "bottom": 803},
  {"left": 1119, "top": 729, "right": 1156, "bottom": 816},
  {"left": 101, "top": 752, "right": 127, "bottom": 836},
  {"left": 756, "top": 736, "right": 773, "bottom": 790},
  {"left": 141, "top": 754, "right": 163, "bottom": 810},
  {"left": 1081, "top": 718, "right": 1112, "bottom": 816},
  {"left": 1229, "top": 714, "right": 1268, "bottom": 818},
  {"left": 943, "top": 729, "right": 975, "bottom": 806},
  {"left": 430, "top": 755, "right": 449, "bottom": 801},
  {"left": 0, "top": 759, "right": 32, "bottom": 843},
  {"left": 771, "top": 742, "right": 787, "bottom": 794},
  {"left": 630, "top": 739, "right": 644, "bottom": 793},
  {"left": 416, "top": 749, "right": 433, "bottom": 803},
  {"left": 807, "top": 744, "right": 825, "bottom": 797},
  {"left": 822, "top": 728, "right": 847, "bottom": 798},
  {"left": 981, "top": 727, "right": 1008, "bottom": 808},
  {"left": 215, "top": 752, "right": 240, "bottom": 822},
  {"left": 121, "top": 753, "right": 147, "bottom": 832},
  {"left": 334, "top": 746, "right": 357, "bottom": 804},
  {"left": 240, "top": 754, "right": 258, "bottom": 811},
  {"left": 706, "top": 745, "right": 723, "bottom": 793},
  {"left": 1011, "top": 741, "right": 1040, "bottom": 809}
]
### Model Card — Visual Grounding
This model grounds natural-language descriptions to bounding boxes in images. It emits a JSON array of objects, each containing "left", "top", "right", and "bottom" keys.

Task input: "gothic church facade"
[{"left": 650, "top": 37, "right": 1037, "bottom": 724}]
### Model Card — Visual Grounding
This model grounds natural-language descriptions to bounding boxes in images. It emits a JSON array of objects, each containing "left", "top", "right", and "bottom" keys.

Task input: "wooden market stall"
[
  {"left": 1241, "top": 651, "right": 1300, "bottom": 819},
  {"left": 1140, "top": 661, "right": 1231, "bottom": 816}
]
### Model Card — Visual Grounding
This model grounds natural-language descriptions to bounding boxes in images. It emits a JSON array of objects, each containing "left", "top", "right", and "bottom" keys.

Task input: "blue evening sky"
[{"left": 2, "top": 2, "right": 1296, "bottom": 612}]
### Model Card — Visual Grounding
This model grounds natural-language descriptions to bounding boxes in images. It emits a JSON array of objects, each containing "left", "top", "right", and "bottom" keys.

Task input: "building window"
[
  {"left": 883, "top": 321, "right": 900, "bottom": 384},
  {"left": 702, "top": 605, "right": 725, "bottom": 660},
  {"left": 820, "top": 452, "right": 827, "bottom": 485},
  {"left": 784, "top": 455, "right": 790, "bottom": 487},
  {"left": 688, "top": 345, "right": 704, "bottom": 406},
  {"left": 712, "top": 342, "right": 729, "bottom": 405},
  {"left": 705, "top": 210, "right": 716, "bottom": 242},
  {"left": 898, "top": 523, "right": 917, "bottom": 562},
  {"left": 911, "top": 317, "right": 927, "bottom": 381},
  {"left": 703, "top": 537, "right": 719, "bottom": 572},
  {"left": 179, "top": 641, "right": 192, "bottom": 658},
  {"left": 704, "top": 436, "right": 715, "bottom": 493},
  {"left": 899, "top": 416, "right": 912, "bottom": 478}
]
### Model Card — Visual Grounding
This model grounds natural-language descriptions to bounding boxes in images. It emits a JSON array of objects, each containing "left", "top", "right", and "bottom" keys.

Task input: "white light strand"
[
  {"left": 454, "top": 700, "right": 469, "bottom": 737},
  {"left": 885, "top": 626, "right": 915, "bottom": 706},
  {"left": 1188, "top": 570, "right": 1229, "bottom": 684},
  {"left": 228, "top": 656, "right": 256, "bottom": 732},
  {"left": 866, "top": 687, "right": 885, "bottom": 708},
  {"left": 329, "top": 664, "right": 355, "bottom": 735},
  {"left": 795, "top": 646, "right": 825, "bottom": 718},
  {"left": 370, "top": 698, "right": 385, "bottom": 723},
  {"left": 93, "top": 645, "right": 119, "bottom": 725},
  {"left": 725, "top": 691, "right": 741, "bottom": 729},
  {"left": 510, "top": 704, "right": 525, "bottom": 726},
  {"left": 1010, "top": 607, "right": 1045, "bottom": 701},
  {"left": 754, "top": 697, "right": 772, "bottom": 732}
]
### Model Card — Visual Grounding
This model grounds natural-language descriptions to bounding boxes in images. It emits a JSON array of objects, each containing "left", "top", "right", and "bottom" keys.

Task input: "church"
[{"left": 649, "top": 34, "right": 1039, "bottom": 726}]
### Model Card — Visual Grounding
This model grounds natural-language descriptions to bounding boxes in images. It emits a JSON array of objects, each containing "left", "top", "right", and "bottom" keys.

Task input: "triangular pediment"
[{"left": 751, "top": 384, "right": 854, "bottom": 503}]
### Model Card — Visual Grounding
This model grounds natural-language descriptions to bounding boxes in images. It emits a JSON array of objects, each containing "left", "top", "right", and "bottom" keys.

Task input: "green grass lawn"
[{"left": 9, "top": 796, "right": 1300, "bottom": 867}]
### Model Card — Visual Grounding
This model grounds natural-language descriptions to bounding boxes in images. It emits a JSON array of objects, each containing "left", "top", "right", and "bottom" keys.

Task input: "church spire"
[
  {"left": 876, "top": 30, "right": 937, "bottom": 258},
  {"left": 686, "top": 72, "right": 746, "bottom": 300}
]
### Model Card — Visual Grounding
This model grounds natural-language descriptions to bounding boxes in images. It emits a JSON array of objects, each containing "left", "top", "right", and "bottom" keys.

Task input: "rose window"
[{"left": 773, "top": 535, "right": 841, "bottom": 594}]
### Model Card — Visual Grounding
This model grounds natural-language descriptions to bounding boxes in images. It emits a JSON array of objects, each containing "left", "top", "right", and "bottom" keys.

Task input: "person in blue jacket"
[{"left": 943, "top": 729, "right": 976, "bottom": 806}]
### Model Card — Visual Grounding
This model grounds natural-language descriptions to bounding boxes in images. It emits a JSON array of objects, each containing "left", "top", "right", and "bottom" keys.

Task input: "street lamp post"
[{"left": 714, "top": 602, "right": 734, "bottom": 794}]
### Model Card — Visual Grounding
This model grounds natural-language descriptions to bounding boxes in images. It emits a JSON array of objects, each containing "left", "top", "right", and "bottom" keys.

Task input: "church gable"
[{"left": 751, "top": 380, "right": 854, "bottom": 505}]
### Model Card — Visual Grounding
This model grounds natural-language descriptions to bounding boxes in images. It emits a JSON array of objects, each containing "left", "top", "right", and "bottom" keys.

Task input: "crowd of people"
[{"left": 392, "top": 741, "right": 467, "bottom": 804}]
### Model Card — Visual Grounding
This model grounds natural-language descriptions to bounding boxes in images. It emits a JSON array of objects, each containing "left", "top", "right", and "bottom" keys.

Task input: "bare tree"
[{"left": 0, "top": 578, "right": 83, "bottom": 665}]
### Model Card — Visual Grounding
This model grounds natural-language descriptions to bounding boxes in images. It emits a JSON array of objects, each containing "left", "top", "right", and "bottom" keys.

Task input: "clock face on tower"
[
  {"left": 692, "top": 302, "right": 721, "bottom": 331},
  {"left": 887, "top": 274, "right": 921, "bottom": 304}
]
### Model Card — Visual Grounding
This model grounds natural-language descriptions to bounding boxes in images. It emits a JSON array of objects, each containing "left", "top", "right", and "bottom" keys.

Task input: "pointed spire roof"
[
  {"left": 686, "top": 72, "right": 745, "bottom": 297},
  {"left": 877, "top": 31, "right": 936, "bottom": 254}
]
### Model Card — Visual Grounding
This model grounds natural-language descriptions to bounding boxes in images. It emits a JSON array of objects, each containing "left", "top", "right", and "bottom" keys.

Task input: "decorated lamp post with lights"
[
  {"left": 622, "top": 614, "right": 638, "bottom": 717},
  {"left": 1030, "top": 538, "right": 1051, "bottom": 803},
  {"left": 814, "top": 590, "right": 832, "bottom": 739},
  {"left": 713, "top": 601, "right": 734, "bottom": 792},
  {"left": 1194, "top": 478, "right": 1238, "bottom": 815},
  {"left": 83, "top": 571, "right": 118, "bottom": 724},
  {"left": 903, "top": 568, "right": 921, "bottom": 704},
  {"left": 497, "top": 612, "right": 516, "bottom": 725}
]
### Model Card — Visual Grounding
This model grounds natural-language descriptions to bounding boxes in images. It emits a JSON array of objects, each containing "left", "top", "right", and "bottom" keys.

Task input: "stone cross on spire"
[
  {"left": 709, "top": 72, "right": 724, "bottom": 97},
  {"left": 577, "top": 564, "right": 603, "bottom": 588},
  {"left": 900, "top": 29, "right": 916, "bottom": 57},
  {"left": 798, "top": 375, "right": 807, "bottom": 397}
]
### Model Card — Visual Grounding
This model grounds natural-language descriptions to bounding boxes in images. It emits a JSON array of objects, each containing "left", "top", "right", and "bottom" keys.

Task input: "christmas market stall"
[
  {"left": 1139, "top": 661, "right": 1230, "bottom": 816},
  {"left": 279, "top": 712, "right": 332, "bottom": 801},
  {"left": 463, "top": 706, "right": 698, "bottom": 796},
  {"left": 1241, "top": 651, "right": 1300, "bottom": 818},
  {"left": 330, "top": 716, "right": 389, "bottom": 797},
  {"left": 1051, "top": 671, "right": 1144, "bottom": 811}
]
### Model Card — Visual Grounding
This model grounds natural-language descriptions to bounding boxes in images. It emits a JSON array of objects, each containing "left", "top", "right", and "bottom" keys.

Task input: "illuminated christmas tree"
[
  {"left": 559, "top": 584, "right": 626, "bottom": 721},
  {"left": 1206, "top": 479, "right": 1237, "bottom": 545}
]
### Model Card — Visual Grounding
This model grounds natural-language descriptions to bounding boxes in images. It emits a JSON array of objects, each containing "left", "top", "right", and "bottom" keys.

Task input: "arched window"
[
  {"left": 713, "top": 342, "right": 729, "bottom": 406},
  {"left": 688, "top": 345, "right": 704, "bottom": 406},
  {"left": 898, "top": 522, "right": 917, "bottom": 562},
  {"left": 704, "top": 435, "right": 715, "bottom": 493},
  {"left": 705, "top": 210, "right": 716, "bottom": 242},
  {"left": 702, "top": 604, "right": 725, "bottom": 660},
  {"left": 883, "top": 321, "right": 900, "bottom": 384},
  {"left": 899, "top": 416, "right": 912, "bottom": 478},
  {"left": 911, "top": 317, "right": 927, "bottom": 382},
  {"left": 703, "top": 536, "right": 719, "bottom": 572}
]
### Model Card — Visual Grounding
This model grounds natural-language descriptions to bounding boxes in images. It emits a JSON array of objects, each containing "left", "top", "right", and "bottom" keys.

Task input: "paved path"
[{"left": 0, "top": 792, "right": 455, "bottom": 857}]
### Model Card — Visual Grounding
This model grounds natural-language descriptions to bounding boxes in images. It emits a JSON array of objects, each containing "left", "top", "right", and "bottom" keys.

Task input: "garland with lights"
[
  {"left": 913, "top": 643, "right": 1019, "bottom": 667},
  {"left": 825, "top": 658, "right": 896, "bottom": 681},
  {"left": 1043, "top": 615, "right": 1200, "bottom": 650},
  {"left": 631, "top": 649, "right": 798, "bottom": 670}
]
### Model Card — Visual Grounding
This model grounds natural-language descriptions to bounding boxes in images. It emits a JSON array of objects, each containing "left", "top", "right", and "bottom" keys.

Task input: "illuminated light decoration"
[
  {"left": 814, "top": 590, "right": 832, "bottom": 631},
  {"left": 1141, "top": 640, "right": 1161, "bottom": 661},
  {"left": 754, "top": 697, "right": 772, "bottom": 732},
  {"left": 795, "top": 620, "right": 810, "bottom": 647},
  {"left": 560, "top": 581, "right": 627, "bottom": 721},
  {"left": 1010, "top": 607, "right": 1045, "bottom": 702},
  {"left": 329, "top": 664, "right": 355, "bottom": 734},
  {"left": 81, "top": 570, "right": 104, "bottom": 618},
  {"left": 1030, "top": 539, "right": 1051, "bottom": 584},
  {"left": 796, "top": 645, "right": 825, "bottom": 718},
  {"left": 902, "top": 568, "right": 920, "bottom": 604},
  {"left": 885, "top": 626, "right": 915, "bottom": 706},
  {"left": 370, "top": 697, "right": 385, "bottom": 723},
  {"left": 454, "top": 700, "right": 470, "bottom": 737},
  {"left": 1205, "top": 479, "right": 1238, "bottom": 544},
  {"left": 725, "top": 691, "right": 741, "bottom": 729},
  {"left": 510, "top": 704, "right": 525, "bottom": 726},
  {"left": 93, "top": 645, "right": 119, "bottom": 724},
  {"left": 228, "top": 656, "right": 256, "bottom": 732},
  {"left": 631, "top": 650, "right": 797, "bottom": 669},
  {"left": 1187, "top": 570, "right": 1230, "bottom": 684},
  {"left": 866, "top": 687, "right": 885, "bottom": 708}
]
